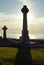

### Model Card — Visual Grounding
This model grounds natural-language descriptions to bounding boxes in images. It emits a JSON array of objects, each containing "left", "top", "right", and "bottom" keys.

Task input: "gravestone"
[
  {"left": 2, "top": 26, "right": 8, "bottom": 39},
  {"left": 20, "top": 5, "right": 29, "bottom": 43}
]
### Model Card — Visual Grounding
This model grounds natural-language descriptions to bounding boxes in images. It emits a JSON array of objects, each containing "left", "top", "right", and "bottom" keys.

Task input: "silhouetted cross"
[
  {"left": 20, "top": 5, "right": 29, "bottom": 42},
  {"left": 2, "top": 26, "right": 8, "bottom": 39}
]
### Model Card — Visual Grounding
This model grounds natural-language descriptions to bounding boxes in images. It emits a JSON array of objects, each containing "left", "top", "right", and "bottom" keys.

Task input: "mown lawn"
[
  {"left": 0, "top": 47, "right": 44, "bottom": 65},
  {"left": 31, "top": 49, "right": 44, "bottom": 65}
]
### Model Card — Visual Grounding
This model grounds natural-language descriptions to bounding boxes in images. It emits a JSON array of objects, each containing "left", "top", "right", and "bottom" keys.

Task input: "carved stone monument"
[
  {"left": 20, "top": 5, "right": 29, "bottom": 42},
  {"left": 2, "top": 26, "right": 7, "bottom": 39}
]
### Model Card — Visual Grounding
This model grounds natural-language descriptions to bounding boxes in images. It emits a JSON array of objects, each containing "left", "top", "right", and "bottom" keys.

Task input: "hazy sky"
[
  {"left": 0, "top": 0, "right": 44, "bottom": 17},
  {"left": 0, "top": 0, "right": 44, "bottom": 38}
]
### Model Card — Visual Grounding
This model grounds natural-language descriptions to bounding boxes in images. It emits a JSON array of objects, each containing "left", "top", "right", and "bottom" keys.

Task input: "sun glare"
[
  {"left": 28, "top": 13, "right": 34, "bottom": 20},
  {"left": 27, "top": 12, "right": 35, "bottom": 24}
]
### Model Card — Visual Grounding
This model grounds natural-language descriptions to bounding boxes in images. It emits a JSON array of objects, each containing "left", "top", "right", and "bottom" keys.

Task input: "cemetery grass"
[{"left": 0, "top": 47, "right": 44, "bottom": 65}]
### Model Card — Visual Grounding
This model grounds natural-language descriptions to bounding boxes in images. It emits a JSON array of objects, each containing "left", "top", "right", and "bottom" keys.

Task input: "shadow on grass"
[
  {"left": 0, "top": 48, "right": 44, "bottom": 65},
  {"left": 2, "top": 58, "right": 44, "bottom": 65},
  {"left": 0, "top": 56, "right": 44, "bottom": 65},
  {"left": 33, "top": 60, "right": 44, "bottom": 65},
  {"left": 14, "top": 46, "right": 33, "bottom": 65}
]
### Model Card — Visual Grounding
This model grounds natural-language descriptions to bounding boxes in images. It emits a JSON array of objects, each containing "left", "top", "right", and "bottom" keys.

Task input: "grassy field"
[
  {"left": 31, "top": 49, "right": 44, "bottom": 65},
  {"left": 0, "top": 47, "right": 44, "bottom": 65}
]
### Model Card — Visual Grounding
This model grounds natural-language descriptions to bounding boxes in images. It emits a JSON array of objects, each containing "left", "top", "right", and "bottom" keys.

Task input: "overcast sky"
[{"left": 0, "top": 0, "right": 44, "bottom": 38}]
